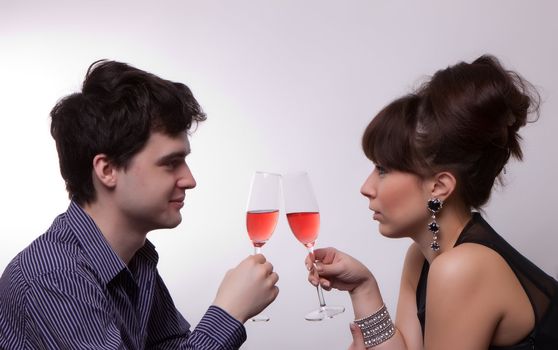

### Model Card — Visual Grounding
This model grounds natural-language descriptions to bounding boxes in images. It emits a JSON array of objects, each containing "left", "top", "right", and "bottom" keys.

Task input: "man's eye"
[{"left": 165, "top": 160, "right": 181, "bottom": 169}]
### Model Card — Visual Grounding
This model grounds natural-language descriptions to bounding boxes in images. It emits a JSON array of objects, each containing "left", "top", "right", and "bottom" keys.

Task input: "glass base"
[
  {"left": 251, "top": 313, "right": 270, "bottom": 322},
  {"left": 305, "top": 305, "right": 345, "bottom": 321}
]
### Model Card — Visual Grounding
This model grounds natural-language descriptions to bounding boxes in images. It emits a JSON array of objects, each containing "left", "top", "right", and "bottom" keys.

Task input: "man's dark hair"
[{"left": 50, "top": 60, "right": 206, "bottom": 205}]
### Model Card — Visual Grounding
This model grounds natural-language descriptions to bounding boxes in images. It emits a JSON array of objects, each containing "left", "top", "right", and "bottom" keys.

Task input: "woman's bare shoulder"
[
  {"left": 428, "top": 242, "right": 511, "bottom": 300},
  {"left": 424, "top": 243, "right": 532, "bottom": 348}
]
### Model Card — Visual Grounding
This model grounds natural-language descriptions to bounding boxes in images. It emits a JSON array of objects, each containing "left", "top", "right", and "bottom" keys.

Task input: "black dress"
[{"left": 416, "top": 213, "right": 558, "bottom": 349}]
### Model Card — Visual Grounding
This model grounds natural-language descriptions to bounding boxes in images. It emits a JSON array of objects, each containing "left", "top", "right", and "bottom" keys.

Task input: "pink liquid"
[
  {"left": 246, "top": 210, "right": 279, "bottom": 247},
  {"left": 287, "top": 212, "right": 320, "bottom": 247}
]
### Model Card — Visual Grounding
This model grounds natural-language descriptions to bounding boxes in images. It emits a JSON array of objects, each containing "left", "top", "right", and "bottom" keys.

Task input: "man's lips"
[{"left": 169, "top": 196, "right": 185, "bottom": 208}]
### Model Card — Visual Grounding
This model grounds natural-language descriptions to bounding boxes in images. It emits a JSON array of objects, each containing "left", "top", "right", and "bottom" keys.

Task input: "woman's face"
[{"left": 360, "top": 165, "right": 432, "bottom": 238}]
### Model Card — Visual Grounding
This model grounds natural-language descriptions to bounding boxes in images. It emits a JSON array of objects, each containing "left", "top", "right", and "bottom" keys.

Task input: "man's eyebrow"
[{"left": 156, "top": 150, "right": 189, "bottom": 165}]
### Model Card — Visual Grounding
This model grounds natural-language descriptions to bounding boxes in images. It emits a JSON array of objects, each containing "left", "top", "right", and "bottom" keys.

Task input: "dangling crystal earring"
[{"left": 427, "top": 198, "right": 443, "bottom": 252}]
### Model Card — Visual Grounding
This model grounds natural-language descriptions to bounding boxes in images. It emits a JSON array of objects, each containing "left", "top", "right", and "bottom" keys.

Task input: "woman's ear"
[
  {"left": 431, "top": 171, "right": 456, "bottom": 201},
  {"left": 91, "top": 154, "right": 117, "bottom": 188}
]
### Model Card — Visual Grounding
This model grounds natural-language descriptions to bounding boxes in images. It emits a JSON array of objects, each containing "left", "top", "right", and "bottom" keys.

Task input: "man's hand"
[{"left": 213, "top": 254, "right": 279, "bottom": 323}]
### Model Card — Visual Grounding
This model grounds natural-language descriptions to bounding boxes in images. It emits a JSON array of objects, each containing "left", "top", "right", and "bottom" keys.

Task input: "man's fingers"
[{"left": 251, "top": 253, "right": 266, "bottom": 264}]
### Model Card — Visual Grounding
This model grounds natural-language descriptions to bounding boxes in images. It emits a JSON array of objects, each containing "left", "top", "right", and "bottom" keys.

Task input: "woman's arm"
[
  {"left": 390, "top": 244, "right": 425, "bottom": 350},
  {"left": 312, "top": 242, "right": 528, "bottom": 349},
  {"left": 309, "top": 245, "right": 423, "bottom": 350}
]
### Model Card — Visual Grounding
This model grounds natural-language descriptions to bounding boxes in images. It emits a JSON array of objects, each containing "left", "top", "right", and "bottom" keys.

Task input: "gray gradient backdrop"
[{"left": 1, "top": 1, "right": 557, "bottom": 349}]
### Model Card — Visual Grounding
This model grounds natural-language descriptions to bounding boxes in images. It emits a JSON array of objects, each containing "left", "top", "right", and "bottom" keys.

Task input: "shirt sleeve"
[
  {"left": 183, "top": 305, "right": 247, "bottom": 350},
  {"left": 146, "top": 275, "right": 247, "bottom": 350},
  {"left": 6, "top": 264, "right": 246, "bottom": 350}
]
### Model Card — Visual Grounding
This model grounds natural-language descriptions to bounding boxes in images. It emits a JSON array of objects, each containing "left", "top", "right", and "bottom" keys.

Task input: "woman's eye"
[{"left": 376, "top": 165, "right": 388, "bottom": 176}]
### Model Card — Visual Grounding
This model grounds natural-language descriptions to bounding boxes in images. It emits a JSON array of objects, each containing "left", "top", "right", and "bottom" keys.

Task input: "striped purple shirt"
[{"left": 0, "top": 201, "right": 246, "bottom": 349}]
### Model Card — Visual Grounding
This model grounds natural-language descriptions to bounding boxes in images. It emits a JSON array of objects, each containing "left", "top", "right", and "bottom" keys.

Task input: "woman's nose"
[{"left": 360, "top": 173, "right": 375, "bottom": 199}]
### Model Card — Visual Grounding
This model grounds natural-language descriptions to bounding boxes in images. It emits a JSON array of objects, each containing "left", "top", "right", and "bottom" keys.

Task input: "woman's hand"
[
  {"left": 348, "top": 323, "right": 367, "bottom": 350},
  {"left": 305, "top": 247, "right": 376, "bottom": 295}
]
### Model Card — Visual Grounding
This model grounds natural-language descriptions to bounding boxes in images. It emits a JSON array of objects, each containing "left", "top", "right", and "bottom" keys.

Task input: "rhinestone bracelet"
[{"left": 354, "top": 304, "right": 396, "bottom": 348}]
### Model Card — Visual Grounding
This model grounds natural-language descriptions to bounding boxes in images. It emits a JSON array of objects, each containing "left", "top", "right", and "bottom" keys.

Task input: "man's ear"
[
  {"left": 92, "top": 154, "right": 117, "bottom": 188},
  {"left": 430, "top": 171, "right": 456, "bottom": 201}
]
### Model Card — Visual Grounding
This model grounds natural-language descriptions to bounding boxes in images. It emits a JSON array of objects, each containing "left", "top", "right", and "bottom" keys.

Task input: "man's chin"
[
  {"left": 158, "top": 214, "right": 183, "bottom": 230},
  {"left": 169, "top": 215, "right": 182, "bottom": 228}
]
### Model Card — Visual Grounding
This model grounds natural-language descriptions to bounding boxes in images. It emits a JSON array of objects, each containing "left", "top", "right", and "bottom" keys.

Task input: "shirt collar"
[{"left": 65, "top": 200, "right": 158, "bottom": 285}]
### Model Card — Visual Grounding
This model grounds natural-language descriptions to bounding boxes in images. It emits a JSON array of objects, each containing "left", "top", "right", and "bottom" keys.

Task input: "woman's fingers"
[{"left": 348, "top": 323, "right": 366, "bottom": 350}]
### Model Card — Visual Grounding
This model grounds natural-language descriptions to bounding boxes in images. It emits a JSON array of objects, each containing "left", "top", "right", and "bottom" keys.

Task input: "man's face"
[{"left": 113, "top": 131, "right": 196, "bottom": 234}]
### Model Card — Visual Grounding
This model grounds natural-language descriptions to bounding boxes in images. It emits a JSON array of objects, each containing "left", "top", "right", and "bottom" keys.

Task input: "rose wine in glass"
[
  {"left": 282, "top": 172, "right": 345, "bottom": 321},
  {"left": 247, "top": 210, "right": 279, "bottom": 248},
  {"left": 246, "top": 171, "right": 281, "bottom": 322}
]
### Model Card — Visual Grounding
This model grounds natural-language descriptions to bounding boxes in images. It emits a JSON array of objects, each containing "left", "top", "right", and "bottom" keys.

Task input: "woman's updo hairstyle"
[{"left": 362, "top": 55, "right": 540, "bottom": 209}]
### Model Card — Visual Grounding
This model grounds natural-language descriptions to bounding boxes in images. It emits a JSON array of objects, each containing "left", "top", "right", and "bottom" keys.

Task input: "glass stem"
[
  {"left": 254, "top": 246, "right": 261, "bottom": 255},
  {"left": 307, "top": 246, "right": 327, "bottom": 308},
  {"left": 316, "top": 284, "right": 327, "bottom": 308}
]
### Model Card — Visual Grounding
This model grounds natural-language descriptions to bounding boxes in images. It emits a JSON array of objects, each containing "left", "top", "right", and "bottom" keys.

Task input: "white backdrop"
[{"left": 1, "top": 1, "right": 557, "bottom": 349}]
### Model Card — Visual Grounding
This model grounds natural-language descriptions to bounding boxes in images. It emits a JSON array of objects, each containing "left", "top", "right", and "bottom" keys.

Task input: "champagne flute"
[
  {"left": 282, "top": 171, "right": 345, "bottom": 321},
  {"left": 246, "top": 171, "right": 281, "bottom": 322}
]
